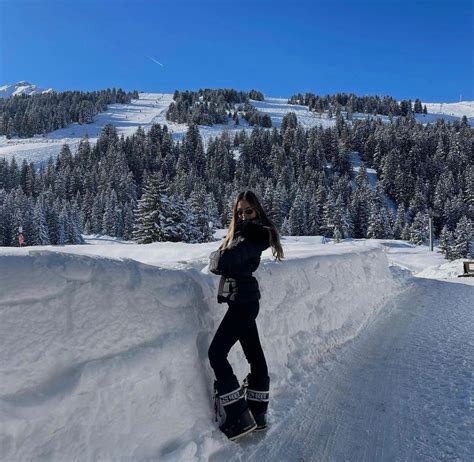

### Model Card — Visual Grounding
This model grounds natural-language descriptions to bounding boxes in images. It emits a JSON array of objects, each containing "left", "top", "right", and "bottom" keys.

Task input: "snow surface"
[
  {"left": 240, "top": 271, "right": 474, "bottom": 461},
  {"left": 2, "top": 92, "right": 473, "bottom": 166},
  {"left": 1, "top": 235, "right": 472, "bottom": 461},
  {"left": 423, "top": 101, "right": 474, "bottom": 120}
]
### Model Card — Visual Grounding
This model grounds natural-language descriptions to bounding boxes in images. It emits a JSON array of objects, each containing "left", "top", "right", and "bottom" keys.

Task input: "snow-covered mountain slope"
[
  {"left": 0, "top": 81, "right": 53, "bottom": 98},
  {"left": 1, "top": 92, "right": 473, "bottom": 166},
  {"left": 423, "top": 100, "right": 474, "bottom": 119},
  {"left": 0, "top": 93, "right": 336, "bottom": 165},
  {"left": 0, "top": 93, "right": 174, "bottom": 165}
]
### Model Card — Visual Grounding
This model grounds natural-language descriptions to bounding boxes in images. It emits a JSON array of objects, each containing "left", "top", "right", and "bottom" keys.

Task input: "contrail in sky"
[{"left": 146, "top": 55, "right": 164, "bottom": 67}]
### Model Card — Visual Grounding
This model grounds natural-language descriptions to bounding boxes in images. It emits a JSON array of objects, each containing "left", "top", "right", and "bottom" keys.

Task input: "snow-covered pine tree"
[
  {"left": 367, "top": 202, "right": 386, "bottom": 239},
  {"left": 57, "top": 204, "right": 67, "bottom": 245},
  {"left": 174, "top": 151, "right": 191, "bottom": 198},
  {"left": 122, "top": 202, "right": 135, "bottom": 240},
  {"left": 288, "top": 187, "right": 306, "bottom": 235},
  {"left": 81, "top": 191, "right": 94, "bottom": 234},
  {"left": 333, "top": 194, "right": 352, "bottom": 239},
  {"left": 463, "top": 165, "right": 474, "bottom": 220},
  {"left": 351, "top": 164, "right": 371, "bottom": 238},
  {"left": 133, "top": 173, "right": 169, "bottom": 244},
  {"left": 90, "top": 195, "right": 104, "bottom": 235},
  {"left": 281, "top": 216, "right": 290, "bottom": 236},
  {"left": 0, "top": 189, "right": 11, "bottom": 245},
  {"left": 392, "top": 204, "right": 406, "bottom": 240},
  {"left": 413, "top": 99, "right": 423, "bottom": 113},
  {"left": 273, "top": 176, "right": 290, "bottom": 227},
  {"left": 262, "top": 180, "right": 274, "bottom": 214},
  {"left": 367, "top": 183, "right": 391, "bottom": 239},
  {"left": 8, "top": 188, "right": 33, "bottom": 247},
  {"left": 204, "top": 192, "right": 220, "bottom": 235},
  {"left": 165, "top": 194, "right": 197, "bottom": 242},
  {"left": 102, "top": 189, "right": 119, "bottom": 237},
  {"left": 409, "top": 212, "right": 429, "bottom": 245},
  {"left": 321, "top": 190, "right": 336, "bottom": 238},
  {"left": 450, "top": 216, "right": 473, "bottom": 259},
  {"left": 188, "top": 186, "right": 213, "bottom": 242},
  {"left": 443, "top": 195, "right": 465, "bottom": 231},
  {"left": 32, "top": 196, "right": 50, "bottom": 245},
  {"left": 69, "top": 201, "right": 84, "bottom": 244},
  {"left": 133, "top": 173, "right": 195, "bottom": 243},
  {"left": 438, "top": 225, "right": 453, "bottom": 259}
]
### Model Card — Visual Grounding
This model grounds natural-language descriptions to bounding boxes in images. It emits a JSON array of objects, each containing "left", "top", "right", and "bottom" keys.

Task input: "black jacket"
[{"left": 209, "top": 220, "right": 270, "bottom": 304}]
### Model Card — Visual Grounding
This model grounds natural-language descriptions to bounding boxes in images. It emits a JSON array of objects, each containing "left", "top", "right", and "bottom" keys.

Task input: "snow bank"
[
  {"left": 0, "top": 243, "right": 407, "bottom": 460},
  {"left": 416, "top": 258, "right": 470, "bottom": 279}
]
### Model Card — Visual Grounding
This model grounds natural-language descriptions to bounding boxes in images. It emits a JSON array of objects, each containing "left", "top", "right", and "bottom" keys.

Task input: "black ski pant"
[{"left": 208, "top": 299, "right": 268, "bottom": 387}]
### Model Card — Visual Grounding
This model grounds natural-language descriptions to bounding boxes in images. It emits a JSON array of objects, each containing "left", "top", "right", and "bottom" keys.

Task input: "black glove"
[
  {"left": 235, "top": 218, "right": 244, "bottom": 230},
  {"left": 240, "top": 220, "right": 269, "bottom": 245}
]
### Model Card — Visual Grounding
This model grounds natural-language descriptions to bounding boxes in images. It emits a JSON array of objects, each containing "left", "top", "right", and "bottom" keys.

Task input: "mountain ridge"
[{"left": 0, "top": 81, "right": 54, "bottom": 98}]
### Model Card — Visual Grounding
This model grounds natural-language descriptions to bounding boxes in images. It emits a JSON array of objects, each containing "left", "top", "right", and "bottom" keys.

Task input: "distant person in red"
[{"left": 208, "top": 190, "right": 284, "bottom": 441}]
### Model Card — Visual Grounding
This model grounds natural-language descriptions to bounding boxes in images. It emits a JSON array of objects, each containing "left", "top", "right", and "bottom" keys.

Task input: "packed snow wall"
[{"left": 0, "top": 245, "right": 406, "bottom": 460}]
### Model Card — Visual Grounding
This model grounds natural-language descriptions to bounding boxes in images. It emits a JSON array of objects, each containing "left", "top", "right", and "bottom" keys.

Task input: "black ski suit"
[{"left": 207, "top": 219, "right": 270, "bottom": 387}]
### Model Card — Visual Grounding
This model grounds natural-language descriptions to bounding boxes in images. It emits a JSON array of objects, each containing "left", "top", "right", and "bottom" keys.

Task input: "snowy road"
[{"left": 212, "top": 276, "right": 474, "bottom": 461}]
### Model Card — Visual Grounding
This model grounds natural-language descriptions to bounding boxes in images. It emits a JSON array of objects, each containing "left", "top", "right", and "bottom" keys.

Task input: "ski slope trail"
[{"left": 213, "top": 277, "right": 474, "bottom": 461}]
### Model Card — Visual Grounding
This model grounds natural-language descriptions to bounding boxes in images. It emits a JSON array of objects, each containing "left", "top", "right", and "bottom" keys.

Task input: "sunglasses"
[{"left": 236, "top": 208, "right": 255, "bottom": 217}]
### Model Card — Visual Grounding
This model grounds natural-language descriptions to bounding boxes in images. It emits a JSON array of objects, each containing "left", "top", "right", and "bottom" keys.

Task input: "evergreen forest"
[
  {"left": 0, "top": 91, "right": 472, "bottom": 260},
  {"left": 0, "top": 88, "right": 139, "bottom": 138}
]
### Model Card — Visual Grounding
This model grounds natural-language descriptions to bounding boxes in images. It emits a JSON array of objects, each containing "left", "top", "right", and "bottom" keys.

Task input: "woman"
[{"left": 208, "top": 190, "right": 284, "bottom": 441}]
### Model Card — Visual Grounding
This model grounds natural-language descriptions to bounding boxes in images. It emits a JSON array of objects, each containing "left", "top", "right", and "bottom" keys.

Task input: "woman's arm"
[{"left": 208, "top": 238, "right": 261, "bottom": 275}]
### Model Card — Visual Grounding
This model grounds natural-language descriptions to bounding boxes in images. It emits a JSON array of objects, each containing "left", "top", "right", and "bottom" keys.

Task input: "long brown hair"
[{"left": 220, "top": 190, "right": 284, "bottom": 261}]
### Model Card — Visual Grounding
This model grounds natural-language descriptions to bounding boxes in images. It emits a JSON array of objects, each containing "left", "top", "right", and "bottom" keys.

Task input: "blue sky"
[{"left": 1, "top": 0, "right": 473, "bottom": 102}]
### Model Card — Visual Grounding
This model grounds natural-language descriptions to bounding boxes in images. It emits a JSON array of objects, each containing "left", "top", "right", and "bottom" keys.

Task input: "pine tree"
[
  {"left": 351, "top": 164, "right": 371, "bottom": 238},
  {"left": 122, "top": 202, "right": 135, "bottom": 240},
  {"left": 188, "top": 186, "right": 213, "bottom": 242},
  {"left": 272, "top": 177, "right": 290, "bottom": 225},
  {"left": 463, "top": 166, "right": 474, "bottom": 220},
  {"left": 409, "top": 212, "right": 429, "bottom": 245},
  {"left": 133, "top": 173, "right": 169, "bottom": 243},
  {"left": 288, "top": 188, "right": 306, "bottom": 235},
  {"left": 413, "top": 99, "right": 423, "bottom": 113},
  {"left": 438, "top": 225, "right": 453, "bottom": 259},
  {"left": 102, "top": 189, "right": 119, "bottom": 236},
  {"left": 133, "top": 173, "right": 193, "bottom": 243},
  {"left": 451, "top": 216, "right": 473, "bottom": 259},
  {"left": 57, "top": 206, "right": 67, "bottom": 245},
  {"left": 69, "top": 201, "right": 84, "bottom": 244},
  {"left": 90, "top": 195, "right": 104, "bottom": 234},
  {"left": 367, "top": 202, "right": 386, "bottom": 239},
  {"left": 204, "top": 193, "right": 220, "bottom": 234},
  {"left": 401, "top": 223, "right": 411, "bottom": 241},
  {"left": 392, "top": 204, "right": 406, "bottom": 240},
  {"left": 281, "top": 217, "right": 290, "bottom": 236},
  {"left": 8, "top": 187, "right": 33, "bottom": 246},
  {"left": 321, "top": 191, "right": 336, "bottom": 237},
  {"left": 32, "top": 196, "right": 50, "bottom": 245},
  {"left": 165, "top": 194, "right": 196, "bottom": 242},
  {"left": 333, "top": 195, "right": 352, "bottom": 239}
]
